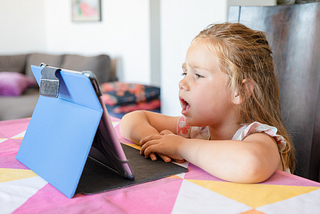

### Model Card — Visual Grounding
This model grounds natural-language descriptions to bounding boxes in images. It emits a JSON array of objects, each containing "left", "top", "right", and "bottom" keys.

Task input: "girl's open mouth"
[{"left": 180, "top": 97, "right": 191, "bottom": 115}]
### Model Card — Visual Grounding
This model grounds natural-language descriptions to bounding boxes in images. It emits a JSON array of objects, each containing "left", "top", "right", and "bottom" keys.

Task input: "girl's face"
[{"left": 179, "top": 39, "right": 237, "bottom": 128}]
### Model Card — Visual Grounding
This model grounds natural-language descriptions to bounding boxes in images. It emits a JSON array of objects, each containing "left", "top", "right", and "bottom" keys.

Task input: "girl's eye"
[
  {"left": 182, "top": 71, "right": 187, "bottom": 76},
  {"left": 195, "top": 73, "right": 204, "bottom": 78}
]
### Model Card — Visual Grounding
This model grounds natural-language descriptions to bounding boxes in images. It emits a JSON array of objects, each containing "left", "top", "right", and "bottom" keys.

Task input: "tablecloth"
[{"left": 1, "top": 118, "right": 320, "bottom": 214}]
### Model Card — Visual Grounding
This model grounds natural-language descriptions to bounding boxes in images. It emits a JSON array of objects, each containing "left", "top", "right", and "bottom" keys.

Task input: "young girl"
[{"left": 120, "top": 22, "right": 295, "bottom": 183}]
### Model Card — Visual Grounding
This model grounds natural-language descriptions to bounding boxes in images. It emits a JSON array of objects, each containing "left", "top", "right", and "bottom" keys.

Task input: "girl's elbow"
[
  {"left": 119, "top": 111, "right": 143, "bottom": 139},
  {"left": 241, "top": 163, "right": 266, "bottom": 184},
  {"left": 237, "top": 156, "right": 275, "bottom": 184}
]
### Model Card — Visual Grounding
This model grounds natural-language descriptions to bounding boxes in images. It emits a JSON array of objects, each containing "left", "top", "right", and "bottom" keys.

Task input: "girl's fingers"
[
  {"left": 159, "top": 154, "right": 172, "bottom": 162},
  {"left": 145, "top": 150, "right": 171, "bottom": 163},
  {"left": 140, "top": 139, "right": 157, "bottom": 155},
  {"left": 140, "top": 135, "right": 161, "bottom": 146},
  {"left": 174, "top": 159, "right": 186, "bottom": 163},
  {"left": 140, "top": 130, "right": 172, "bottom": 146},
  {"left": 139, "top": 135, "right": 173, "bottom": 163},
  {"left": 159, "top": 130, "right": 173, "bottom": 135},
  {"left": 140, "top": 139, "right": 174, "bottom": 163},
  {"left": 149, "top": 152, "right": 157, "bottom": 161}
]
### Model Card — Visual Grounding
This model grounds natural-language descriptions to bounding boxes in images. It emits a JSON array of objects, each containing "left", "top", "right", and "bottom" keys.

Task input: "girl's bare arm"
[
  {"left": 141, "top": 132, "right": 280, "bottom": 183},
  {"left": 120, "top": 110, "right": 179, "bottom": 144}
]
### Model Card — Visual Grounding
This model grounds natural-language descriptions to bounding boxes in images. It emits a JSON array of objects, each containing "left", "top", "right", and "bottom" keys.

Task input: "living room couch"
[{"left": 0, "top": 53, "right": 115, "bottom": 121}]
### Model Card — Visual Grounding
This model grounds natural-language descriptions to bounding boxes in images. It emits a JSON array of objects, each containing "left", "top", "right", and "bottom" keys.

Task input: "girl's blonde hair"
[{"left": 194, "top": 22, "right": 295, "bottom": 173}]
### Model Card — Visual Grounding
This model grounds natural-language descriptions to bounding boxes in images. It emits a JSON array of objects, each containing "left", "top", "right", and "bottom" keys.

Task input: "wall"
[
  {"left": 0, "top": 0, "right": 46, "bottom": 54},
  {"left": 44, "top": 0, "right": 151, "bottom": 85},
  {"left": 0, "top": 0, "right": 152, "bottom": 85}
]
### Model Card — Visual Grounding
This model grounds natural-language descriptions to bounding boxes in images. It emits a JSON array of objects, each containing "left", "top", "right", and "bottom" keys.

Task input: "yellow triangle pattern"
[
  {"left": 168, "top": 175, "right": 183, "bottom": 179},
  {"left": 11, "top": 137, "right": 24, "bottom": 139},
  {"left": 0, "top": 138, "right": 8, "bottom": 142},
  {"left": 124, "top": 143, "right": 141, "bottom": 150},
  {"left": 187, "top": 179, "right": 320, "bottom": 208},
  {"left": 0, "top": 168, "right": 38, "bottom": 183}
]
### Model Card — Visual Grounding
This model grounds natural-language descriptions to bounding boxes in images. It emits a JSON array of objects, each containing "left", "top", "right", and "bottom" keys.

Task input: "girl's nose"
[{"left": 179, "top": 77, "right": 189, "bottom": 91}]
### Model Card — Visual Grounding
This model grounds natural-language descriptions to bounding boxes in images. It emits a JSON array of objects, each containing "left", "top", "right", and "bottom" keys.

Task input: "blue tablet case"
[{"left": 16, "top": 65, "right": 103, "bottom": 198}]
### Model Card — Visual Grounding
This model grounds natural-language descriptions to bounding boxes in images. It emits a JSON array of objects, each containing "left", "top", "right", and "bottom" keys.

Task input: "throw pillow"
[
  {"left": 111, "top": 99, "right": 161, "bottom": 113},
  {"left": 0, "top": 72, "right": 36, "bottom": 96},
  {"left": 101, "top": 82, "right": 160, "bottom": 106}
]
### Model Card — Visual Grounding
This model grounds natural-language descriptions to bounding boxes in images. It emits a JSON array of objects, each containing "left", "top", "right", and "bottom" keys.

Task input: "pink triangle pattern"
[
  {"left": 0, "top": 132, "right": 7, "bottom": 138},
  {"left": 0, "top": 118, "right": 30, "bottom": 138},
  {"left": 0, "top": 150, "right": 29, "bottom": 169},
  {"left": 182, "top": 164, "right": 320, "bottom": 187},
  {"left": 13, "top": 177, "right": 184, "bottom": 214},
  {"left": 0, "top": 139, "right": 20, "bottom": 152},
  {"left": 184, "top": 163, "right": 228, "bottom": 182},
  {"left": 10, "top": 139, "right": 23, "bottom": 146},
  {"left": 261, "top": 170, "right": 320, "bottom": 187}
]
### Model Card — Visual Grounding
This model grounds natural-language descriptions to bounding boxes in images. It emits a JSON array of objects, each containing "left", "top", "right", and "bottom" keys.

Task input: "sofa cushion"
[
  {"left": 108, "top": 99, "right": 161, "bottom": 113},
  {"left": 0, "top": 88, "right": 39, "bottom": 120},
  {"left": 0, "top": 72, "right": 36, "bottom": 96},
  {"left": 100, "top": 82, "right": 161, "bottom": 106},
  {"left": 25, "top": 53, "right": 65, "bottom": 78},
  {"left": 0, "top": 54, "right": 27, "bottom": 74},
  {"left": 61, "top": 54, "right": 112, "bottom": 84}
]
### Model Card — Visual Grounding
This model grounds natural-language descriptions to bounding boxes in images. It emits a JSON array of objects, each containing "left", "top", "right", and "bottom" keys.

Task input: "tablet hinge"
[{"left": 39, "top": 63, "right": 61, "bottom": 98}]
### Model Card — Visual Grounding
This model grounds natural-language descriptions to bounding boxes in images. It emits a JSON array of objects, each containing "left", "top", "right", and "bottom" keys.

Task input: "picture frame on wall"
[{"left": 72, "top": 0, "right": 101, "bottom": 22}]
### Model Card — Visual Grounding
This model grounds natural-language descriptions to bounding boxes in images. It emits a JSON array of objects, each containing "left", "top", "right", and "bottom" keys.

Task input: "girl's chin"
[{"left": 181, "top": 106, "right": 191, "bottom": 115}]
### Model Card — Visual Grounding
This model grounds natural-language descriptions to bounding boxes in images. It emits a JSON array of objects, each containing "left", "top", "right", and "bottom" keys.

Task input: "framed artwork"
[{"left": 72, "top": 0, "right": 101, "bottom": 22}]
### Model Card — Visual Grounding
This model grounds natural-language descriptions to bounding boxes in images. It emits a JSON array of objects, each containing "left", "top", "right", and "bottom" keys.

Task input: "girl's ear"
[{"left": 232, "top": 79, "right": 254, "bottom": 105}]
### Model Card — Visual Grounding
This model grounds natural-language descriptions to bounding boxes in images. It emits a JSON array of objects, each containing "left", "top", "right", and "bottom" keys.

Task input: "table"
[{"left": 1, "top": 118, "right": 320, "bottom": 214}]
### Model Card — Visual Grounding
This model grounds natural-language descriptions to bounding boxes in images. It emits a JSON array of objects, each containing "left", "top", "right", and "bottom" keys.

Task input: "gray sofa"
[{"left": 0, "top": 53, "right": 115, "bottom": 121}]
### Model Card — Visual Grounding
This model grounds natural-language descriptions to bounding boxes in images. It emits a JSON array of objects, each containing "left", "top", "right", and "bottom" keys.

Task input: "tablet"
[
  {"left": 49, "top": 65, "right": 134, "bottom": 180},
  {"left": 16, "top": 63, "right": 134, "bottom": 198},
  {"left": 82, "top": 70, "right": 134, "bottom": 180}
]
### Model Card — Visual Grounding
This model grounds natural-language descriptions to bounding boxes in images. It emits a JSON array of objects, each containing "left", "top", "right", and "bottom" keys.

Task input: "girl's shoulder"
[
  {"left": 235, "top": 121, "right": 290, "bottom": 173},
  {"left": 233, "top": 122, "right": 287, "bottom": 152}
]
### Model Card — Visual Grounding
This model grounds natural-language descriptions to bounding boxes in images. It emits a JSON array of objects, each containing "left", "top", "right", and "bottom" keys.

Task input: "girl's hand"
[{"left": 139, "top": 130, "right": 186, "bottom": 163}]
